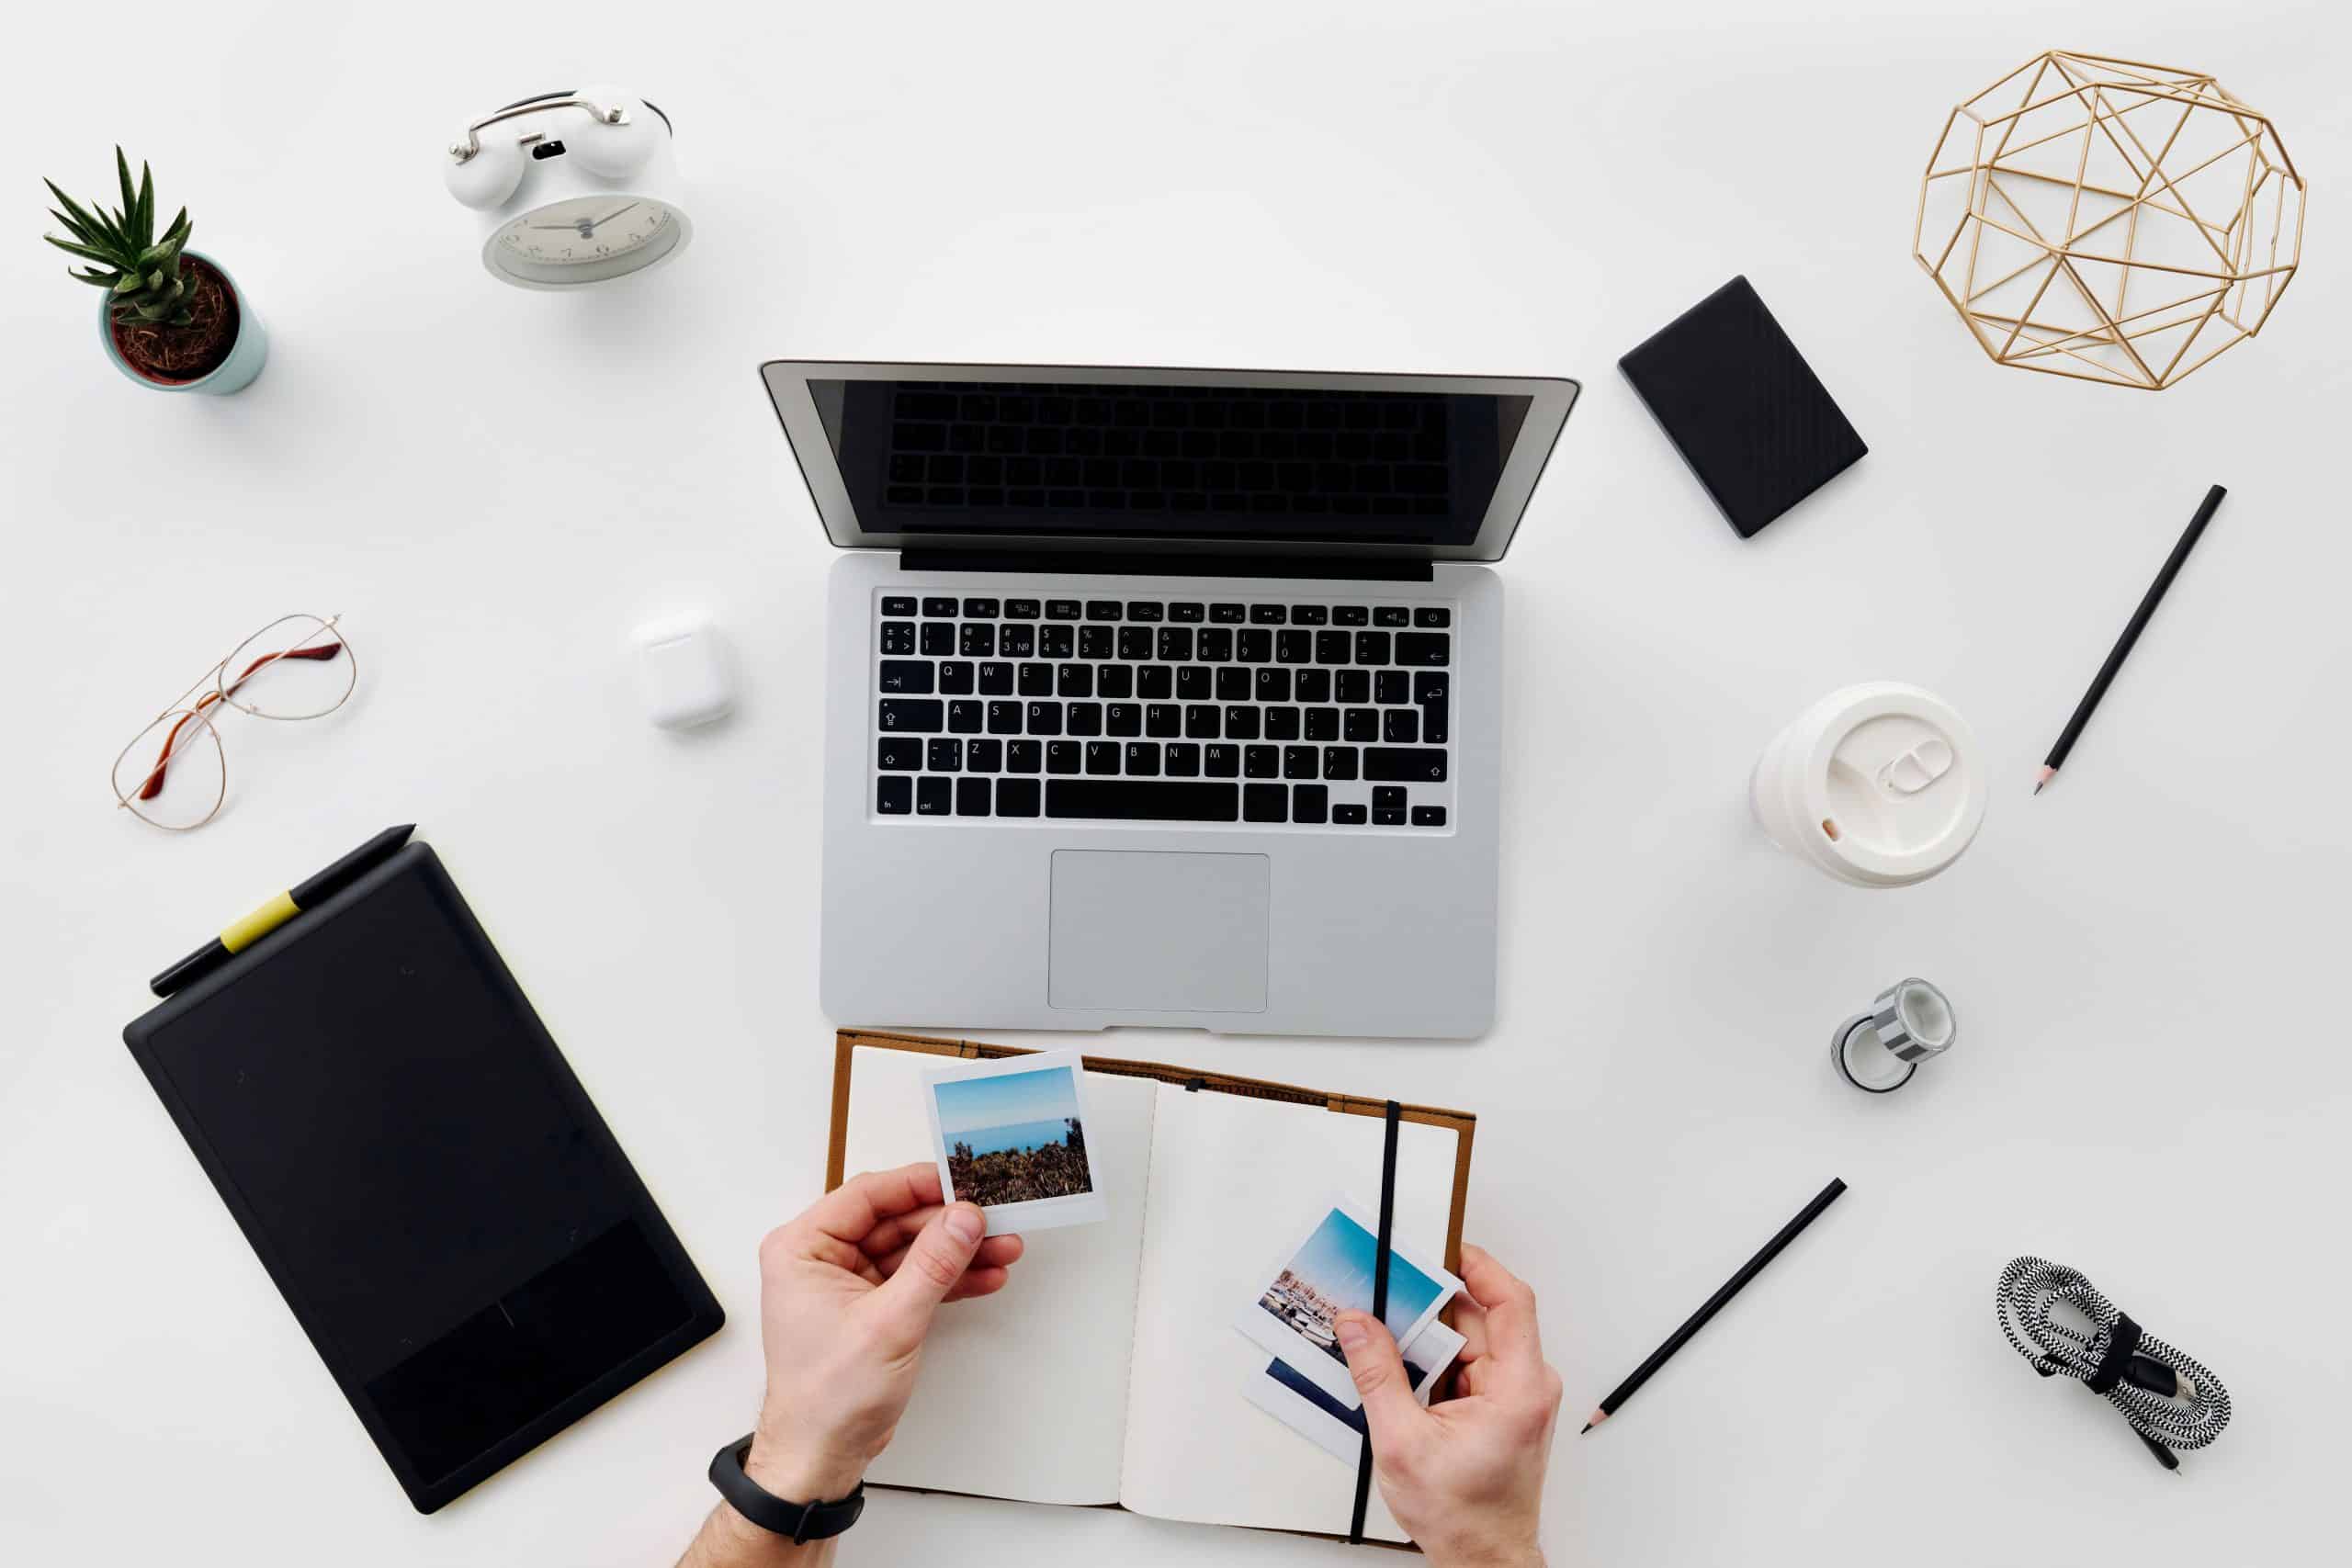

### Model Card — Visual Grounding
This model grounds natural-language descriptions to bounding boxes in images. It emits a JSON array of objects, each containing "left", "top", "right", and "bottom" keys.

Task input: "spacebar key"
[{"left": 1046, "top": 780, "right": 1240, "bottom": 821}]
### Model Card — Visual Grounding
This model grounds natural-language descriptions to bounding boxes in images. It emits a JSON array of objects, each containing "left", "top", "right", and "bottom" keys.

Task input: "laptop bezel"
[{"left": 758, "top": 360, "right": 1578, "bottom": 564}]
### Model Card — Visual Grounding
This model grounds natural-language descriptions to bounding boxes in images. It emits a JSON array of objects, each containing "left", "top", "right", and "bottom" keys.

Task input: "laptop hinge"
[{"left": 897, "top": 549, "right": 1436, "bottom": 582}]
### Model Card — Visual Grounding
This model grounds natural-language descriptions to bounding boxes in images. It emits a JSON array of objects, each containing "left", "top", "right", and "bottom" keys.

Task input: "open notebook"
[{"left": 829, "top": 1031, "right": 1476, "bottom": 1547}]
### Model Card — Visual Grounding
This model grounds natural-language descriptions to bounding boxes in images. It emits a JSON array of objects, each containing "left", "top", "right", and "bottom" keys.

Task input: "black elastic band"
[
  {"left": 2086, "top": 1313, "right": 2143, "bottom": 1396},
  {"left": 1348, "top": 1100, "right": 1404, "bottom": 1545}
]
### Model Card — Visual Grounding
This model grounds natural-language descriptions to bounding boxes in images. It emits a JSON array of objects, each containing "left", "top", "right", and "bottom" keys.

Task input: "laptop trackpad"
[{"left": 1048, "top": 850, "right": 1270, "bottom": 1014}]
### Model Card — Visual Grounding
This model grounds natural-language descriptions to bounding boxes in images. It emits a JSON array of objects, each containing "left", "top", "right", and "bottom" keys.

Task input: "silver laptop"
[{"left": 760, "top": 362, "right": 1577, "bottom": 1038}]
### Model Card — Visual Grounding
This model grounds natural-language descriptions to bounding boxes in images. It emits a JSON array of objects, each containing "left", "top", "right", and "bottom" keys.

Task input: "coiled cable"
[{"left": 1995, "top": 1257, "right": 2230, "bottom": 1470}]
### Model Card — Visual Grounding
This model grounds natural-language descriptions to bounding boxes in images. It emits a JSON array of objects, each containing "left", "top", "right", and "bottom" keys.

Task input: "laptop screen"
[{"left": 763, "top": 366, "right": 1578, "bottom": 562}]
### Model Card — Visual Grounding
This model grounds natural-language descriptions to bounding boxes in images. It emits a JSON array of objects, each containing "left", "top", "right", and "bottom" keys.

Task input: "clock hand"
[{"left": 584, "top": 201, "right": 639, "bottom": 232}]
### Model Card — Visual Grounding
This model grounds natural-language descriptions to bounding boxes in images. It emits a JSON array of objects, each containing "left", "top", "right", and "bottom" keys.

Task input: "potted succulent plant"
[{"left": 44, "top": 149, "right": 266, "bottom": 394}]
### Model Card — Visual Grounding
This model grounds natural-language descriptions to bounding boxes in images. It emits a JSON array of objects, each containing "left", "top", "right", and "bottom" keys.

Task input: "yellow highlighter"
[{"left": 148, "top": 825, "right": 415, "bottom": 998}]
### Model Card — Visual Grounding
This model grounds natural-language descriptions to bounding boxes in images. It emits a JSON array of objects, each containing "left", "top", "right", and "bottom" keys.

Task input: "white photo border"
[{"left": 921, "top": 1048, "right": 1110, "bottom": 1236}]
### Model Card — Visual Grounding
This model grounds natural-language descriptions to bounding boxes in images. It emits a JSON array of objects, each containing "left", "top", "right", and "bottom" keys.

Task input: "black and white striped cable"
[{"left": 1995, "top": 1257, "right": 2230, "bottom": 1470}]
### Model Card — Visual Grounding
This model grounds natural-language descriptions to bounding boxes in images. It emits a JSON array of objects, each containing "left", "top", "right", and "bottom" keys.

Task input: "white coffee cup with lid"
[{"left": 1749, "top": 682, "right": 1986, "bottom": 888}]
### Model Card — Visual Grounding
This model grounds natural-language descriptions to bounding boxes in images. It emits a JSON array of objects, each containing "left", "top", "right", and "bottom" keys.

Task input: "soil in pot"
[{"left": 108, "top": 254, "right": 240, "bottom": 383}]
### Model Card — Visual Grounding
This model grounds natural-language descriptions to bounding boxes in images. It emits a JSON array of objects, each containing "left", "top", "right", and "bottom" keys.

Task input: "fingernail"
[
  {"left": 945, "top": 1204, "right": 985, "bottom": 1244},
  {"left": 1336, "top": 1314, "right": 1368, "bottom": 1350}
]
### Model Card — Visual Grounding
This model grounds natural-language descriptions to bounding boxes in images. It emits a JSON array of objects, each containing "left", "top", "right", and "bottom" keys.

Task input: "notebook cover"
[
  {"left": 122, "top": 841, "right": 723, "bottom": 1513},
  {"left": 1618, "top": 275, "right": 1867, "bottom": 537},
  {"left": 827, "top": 1028, "right": 1474, "bottom": 1550}
]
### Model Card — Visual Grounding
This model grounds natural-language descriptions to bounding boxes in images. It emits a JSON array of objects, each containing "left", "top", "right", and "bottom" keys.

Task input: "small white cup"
[{"left": 1751, "top": 682, "right": 1986, "bottom": 888}]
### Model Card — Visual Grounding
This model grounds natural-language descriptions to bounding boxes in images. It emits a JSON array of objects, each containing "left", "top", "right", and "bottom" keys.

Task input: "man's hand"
[
  {"left": 744, "top": 1163, "right": 1025, "bottom": 1501},
  {"left": 1335, "top": 1244, "right": 1561, "bottom": 1567}
]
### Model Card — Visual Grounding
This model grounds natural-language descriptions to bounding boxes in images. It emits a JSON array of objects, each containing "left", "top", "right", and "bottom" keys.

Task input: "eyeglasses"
[{"left": 112, "top": 614, "right": 357, "bottom": 831}]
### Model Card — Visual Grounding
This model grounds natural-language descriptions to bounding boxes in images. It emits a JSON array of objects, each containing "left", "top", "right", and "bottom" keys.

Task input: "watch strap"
[{"left": 708, "top": 1435, "right": 866, "bottom": 1543}]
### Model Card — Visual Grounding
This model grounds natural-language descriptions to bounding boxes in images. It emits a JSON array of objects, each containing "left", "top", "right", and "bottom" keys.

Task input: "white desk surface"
[{"left": 5, "top": 3, "right": 2346, "bottom": 1562}]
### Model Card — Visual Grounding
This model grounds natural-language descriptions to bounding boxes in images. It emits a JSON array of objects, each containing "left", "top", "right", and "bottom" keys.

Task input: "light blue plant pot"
[{"left": 96, "top": 250, "right": 266, "bottom": 395}]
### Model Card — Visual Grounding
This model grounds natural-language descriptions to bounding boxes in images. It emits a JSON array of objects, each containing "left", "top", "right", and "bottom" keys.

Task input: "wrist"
[{"left": 743, "top": 1429, "right": 869, "bottom": 1504}]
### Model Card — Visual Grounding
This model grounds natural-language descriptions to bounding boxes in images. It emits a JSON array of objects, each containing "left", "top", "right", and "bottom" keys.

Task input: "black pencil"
[
  {"left": 1581, "top": 1178, "right": 1846, "bottom": 1433},
  {"left": 2035, "top": 484, "right": 2226, "bottom": 795}
]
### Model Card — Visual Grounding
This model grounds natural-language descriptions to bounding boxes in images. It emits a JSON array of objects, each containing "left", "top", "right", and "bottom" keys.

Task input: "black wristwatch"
[{"left": 708, "top": 1435, "right": 866, "bottom": 1543}]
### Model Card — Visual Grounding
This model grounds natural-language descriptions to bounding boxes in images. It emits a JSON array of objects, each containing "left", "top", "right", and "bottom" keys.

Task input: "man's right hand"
[{"left": 1334, "top": 1244, "right": 1562, "bottom": 1567}]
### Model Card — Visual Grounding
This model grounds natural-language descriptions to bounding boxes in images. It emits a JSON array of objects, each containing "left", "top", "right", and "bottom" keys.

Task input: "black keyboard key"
[
  {"left": 1295, "top": 669, "right": 1331, "bottom": 704},
  {"left": 1244, "top": 783, "right": 1287, "bottom": 821},
  {"left": 1293, "top": 784, "right": 1329, "bottom": 823},
  {"left": 1085, "top": 600, "right": 1124, "bottom": 620},
  {"left": 1375, "top": 670, "right": 1410, "bottom": 705},
  {"left": 1304, "top": 707, "right": 1340, "bottom": 741},
  {"left": 1238, "top": 629, "right": 1272, "bottom": 662},
  {"left": 1204, "top": 744, "right": 1241, "bottom": 778},
  {"left": 961, "top": 624, "right": 996, "bottom": 658},
  {"left": 978, "top": 662, "right": 1014, "bottom": 695},
  {"left": 1125, "top": 741, "right": 1162, "bottom": 776},
  {"left": 1008, "top": 739, "right": 1042, "bottom": 773},
  {"left": 999, "top": 625, "right": 1035, "bottom": 659},
  {"left": 1169, "top": 602, "right": 1205, "bottom": 622},
  {"left": 938, "top": 661, "right": 976, "bottom": 694},
  {"left": 921, "top": 622, "right": 956, "bottom": 657},
  {"left": 1276, "top": 629, "right": 1311, "bottom": 664},
  {"left": 1293, "top": 604, "right": 1329, "bottom": 626},
  {"left": 1356, "top": 630, "right": 1392, "bottom": 664},
  {"left": 1177, "top": 667, "right": 1210, "bottom": 700},
  {"left": 1374, "top": 786, "right": 1407, "bottom": 810},
  {"left": 1057, "top": 663, "right": 1094, "bottom": 698},
  {"left": 877, "top": 738, "right": 922, "bottom": 771},
  {"left": 1057, "top": 702, "right": 1100, "bottom": 737},
  {"left": 1245, "top": 744, "right": 1279, "bottom": 779},
  {"left": 1335, "top": 670, "right": 1370, "bottom": 704},
  {"left": 948, "top": 700, "right": 982, "bottom": 734},
  {"left": 1026, "top": 701, "right": 1063, "bottom": 736},
  {"left": 1198, "top": 627, "right": 1234, "bottom": 662},
  {"left": 1225, "top": 705, "right": 1261, "bottom": 740},
  {"left": 879, "top": 699, "right": 943, "bottom": 732},
  {"left": 996, "top": 777, "right": 1040, "bottom": 816},
  {"left": 882, "top": 595, "right": 917, "bottom": 616},
  {"left": 1118, "top": 626, "right": 1153, "bottom": 660},
  {"left": 967, "top": 739, "right": 1003, "bottom": 773},
  {"left": 1019, "top": 661, "right": 1055, "bottom": 697},
  {"left": 1412, "top": 805, "right": 1447, "bottom": 826},
  {"left": 1210, "top": 603, "right": 1247, "bottom": 623},
  {"left": 1383, "top": 709, "right": 1419, "bottom": 743},
  {"left": 1265, "top": 706, "right": 1302, "bottom": 740},
  {"left": 1283, "top": 745, "right": 1319, "bottom": 780},
  {"left": 1374, "top": 606, "right": 1409, "bottom": 626},
  {"left": 1374, "top": 802, "right": 1407, "bottom": 826},
  {"left": 1396, "top": 632, "right": 1451, "bottom": 666},
  {"left": 1047, "top": 740, "right": 1081, "bottom": 774},
  {"left": 1345, "top": 708, "right": 1379, "bottom": 741},
  {"left": 1080, "top": 626, "right": 1114, "bottom": 659},
  {"left": 1047, "top": 780, "right": 1239, "bottom": 821},
  {"left": 922, "top": 596, "right": 958, "bottom": 617},
  {"left": 1415, "top": 671, "right": 1449, "bottom": 743},
  {"left": 1365, "top": 748, "right": 1448, "bottom": 783},
  {"left": 1333, "top": 803, "right": 1368, "bottom": 825},
  {"left": 1046, "top": 598, "right": 1081, "bottom": 621},
  {"left": 1314, "top": 630, "right": 1351, "bottom": 664},
  {"left": 1415, "top": 607, "right": 1452, "bottom": 627},
  {"left": 928, "top": 738, "right": 963, "bottom": 772},
  {"left": 1256, "top": 668, "right": 1292, "bottom": 703},
  {"left": 1138, "top": 665, "right": 1173, "bottom": 699},
  {"left": 1165, "top": 742, "right": 1201, "bottom": 776},
  {"left": 1216, "top": 668, "right": 1251, "bottom": 703},
  {"left": 1004, "top": 598, "right": 1041, "bottom": 619},
  {"left": 1085, "top": 740, "right": 1121, "bottom": 774},
  {"left": 1157, "top": 627, "right": 1193, "bottom": 661},
  {"left": 962, "top": 597, "right": 1000, "bottom": 618},
  {"left": 877, "top": 775, "right": 913, "bottom": 814},
  {"left": 881, "top": 621, "right": 917, "bottom": 655},
  {"left": 1125, "top": 601, "right": 1164, "bottom": 622},
  {"left": 1323, "top": 747, "right": 1359, "bottom": 780},
  {"left": 1096, "top": 664, "right": 1134, "bottom": 699},
  {"left": 956, "top": 777, "right": 991, "bottom": 816},
  {"left": 987, "top": 701, "right": 1023, "bottom": 735},
  {"left": 1333, "top": 605, "right": 1370, "bottom": 626},
  {"left": 1106, "top": 703, "right": 1142, "bottom": 738},
  {"left": 1146, "top": 703, "right": 1182, "bottom": 738},
  {"left": 877, "top": 660, "right": 933, "bottom": 694},
  {"left": 1250, "top": 604, "right": 1287, "bottom": 624},
  {"left": 1040, "top": 625, "right": 1076, "bottom": 660},
  {"left": 1184, "top": 704, "right": 1221, "bottom": 739},
  {"left": 916, "top": 776, "right": 952, "bottom": 815}
]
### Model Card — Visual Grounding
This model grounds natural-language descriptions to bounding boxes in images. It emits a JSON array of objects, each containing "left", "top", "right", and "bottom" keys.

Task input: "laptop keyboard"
[{"left": 870, "top": 593, "right": 1456, "bottom": 828}]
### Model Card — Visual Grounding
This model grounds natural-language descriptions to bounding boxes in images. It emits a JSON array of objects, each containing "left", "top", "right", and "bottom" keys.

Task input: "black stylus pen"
[{"left": 149, "top": 825, "right": 416, "bottom": 998}]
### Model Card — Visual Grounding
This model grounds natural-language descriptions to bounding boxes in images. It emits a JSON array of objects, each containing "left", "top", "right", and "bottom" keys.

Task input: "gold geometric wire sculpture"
[{"left": 1914, "top": 51, "right": 2305, "bottom": 389}]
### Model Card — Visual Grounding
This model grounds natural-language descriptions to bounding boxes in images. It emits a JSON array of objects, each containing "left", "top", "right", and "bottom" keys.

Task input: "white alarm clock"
[{"left": 442, "top": 85, "right": 693, "bottom": 288}]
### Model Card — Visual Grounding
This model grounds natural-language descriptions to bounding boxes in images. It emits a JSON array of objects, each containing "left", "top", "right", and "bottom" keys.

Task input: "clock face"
[{"left": 489, "top": 196, "right": 684, "bottom": 285}]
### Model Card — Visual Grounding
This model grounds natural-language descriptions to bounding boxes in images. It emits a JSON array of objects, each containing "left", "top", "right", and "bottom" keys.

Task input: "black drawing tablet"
[
  {"left": 123, "top": 840, "right": 722, "bottom": 1513},
  {"left": 1619, "top": 275, "right": 1867, "bottom": 537}
]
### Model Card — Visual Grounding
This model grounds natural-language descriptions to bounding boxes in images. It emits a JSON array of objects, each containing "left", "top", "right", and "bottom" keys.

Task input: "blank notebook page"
[
  {"left": 841, "top": 1046, "right": 1159, "bottom": 1506},
  {"left": 1117, "top": 1087, "right": 1460, "bottom": 1542}
]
